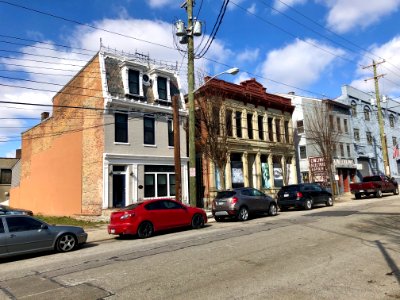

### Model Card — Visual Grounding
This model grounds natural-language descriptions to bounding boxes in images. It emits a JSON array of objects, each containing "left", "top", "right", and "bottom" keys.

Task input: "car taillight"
[
  {"left": 231, "top": 197, "right": 238, "bottom": 205},
  {"left": 120, "top": 212, "right": 135, "bottom": 220},
  {"left": 296, "top": 192, "right": 303, "bottom": 199}
]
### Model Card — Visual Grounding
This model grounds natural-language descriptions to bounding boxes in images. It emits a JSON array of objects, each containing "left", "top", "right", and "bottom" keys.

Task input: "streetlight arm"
[{"left": 193, "top": 67, "right": 239, "bottom": 93}]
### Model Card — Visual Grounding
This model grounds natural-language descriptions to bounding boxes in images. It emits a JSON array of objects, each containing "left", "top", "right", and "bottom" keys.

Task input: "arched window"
[
  {"left": 364, "top": 106, "right": 371, "bottom": 121},
  {"left": 389, "top": 114, "right": 395, "bottom": 127},
  {"left": 351, "top": 101, "right": 357, "bottom": 116}
]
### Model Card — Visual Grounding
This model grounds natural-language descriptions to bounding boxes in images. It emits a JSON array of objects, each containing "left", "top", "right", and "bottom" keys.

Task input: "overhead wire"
[
  {"left": 0, "top": 2, "right": 336, "bottom": 98},
  {"left": 273, "top": 0, "right": 400, "bottom": 75},
  {"left": 1, "top": 1, "right": 400, "bottom": 107}
]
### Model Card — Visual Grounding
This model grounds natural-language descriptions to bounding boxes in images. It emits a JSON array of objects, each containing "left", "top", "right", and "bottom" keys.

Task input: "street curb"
[{"left": 86, "top": 199, "right": 356, "bottom": 243}]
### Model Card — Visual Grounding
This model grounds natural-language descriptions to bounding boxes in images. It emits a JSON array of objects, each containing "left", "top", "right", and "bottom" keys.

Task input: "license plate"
[
  {"left": 284, "top": 193, "right": 289, "bottom": 197},
  {"left": 110, "top": 229, "right": 115, "bottom": 234},
  {"left": 215, "top": 211, "right": 229, "bottom": 216},
  {"left": 359, "top": 190, "right": 364, "bottom": 192},
  {"left": 217, "top": 201, "right": 224, "bottom": 205}
]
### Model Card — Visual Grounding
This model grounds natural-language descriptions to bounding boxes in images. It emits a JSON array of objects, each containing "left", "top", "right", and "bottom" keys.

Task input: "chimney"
[
  {"left": 41, "top": 112, "right": 49, "bottom": 121},
  {"left": 15, "top": 149, "right": 21, "bottom": 159}
]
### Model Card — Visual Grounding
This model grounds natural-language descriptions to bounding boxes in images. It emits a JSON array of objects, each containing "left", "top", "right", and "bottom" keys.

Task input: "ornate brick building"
[{"left": 195, "top": 78, "right": 297, "bottom": 207}]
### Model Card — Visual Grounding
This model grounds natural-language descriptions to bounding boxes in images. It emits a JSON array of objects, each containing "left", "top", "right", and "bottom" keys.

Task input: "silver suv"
[{"left": 211, "top": 188, "right": 277, "bottom": 222}]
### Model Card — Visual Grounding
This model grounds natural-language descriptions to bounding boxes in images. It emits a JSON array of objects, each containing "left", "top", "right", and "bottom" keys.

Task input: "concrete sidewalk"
[{"left": 85, "top": 195, "right": 354, "bottom": 244}]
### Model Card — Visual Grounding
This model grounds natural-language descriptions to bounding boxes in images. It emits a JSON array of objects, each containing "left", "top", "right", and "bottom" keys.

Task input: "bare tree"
[
  {"left": 305, "top": 100, "right": 340, "bottom": 197},
  {"left": 195, "top": 90, "right": 230, "bottom": 191}
]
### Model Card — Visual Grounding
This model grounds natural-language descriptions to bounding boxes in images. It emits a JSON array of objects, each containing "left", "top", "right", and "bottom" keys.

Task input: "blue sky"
[{"left": 1, "top": 0, "right": 400, "bottom": 157}]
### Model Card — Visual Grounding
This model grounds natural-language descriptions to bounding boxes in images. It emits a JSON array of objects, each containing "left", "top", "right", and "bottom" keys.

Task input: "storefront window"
[
  {"left": 144, "top": 165, "right": 175, "bottom": 198},
  {"left": 231, "top": 153, "right": 244, "bottom": 188}
]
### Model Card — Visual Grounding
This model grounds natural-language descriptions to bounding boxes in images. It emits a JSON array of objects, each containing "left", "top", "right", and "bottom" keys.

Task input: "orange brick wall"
[{"left": 10, "top": 55, "right": 105, "bottom": 216}]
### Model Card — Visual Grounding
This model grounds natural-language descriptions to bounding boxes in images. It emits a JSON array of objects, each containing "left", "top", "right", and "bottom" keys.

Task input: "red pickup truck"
[{"left": 350, "top": 175, "right": 399, "bottom": 199}]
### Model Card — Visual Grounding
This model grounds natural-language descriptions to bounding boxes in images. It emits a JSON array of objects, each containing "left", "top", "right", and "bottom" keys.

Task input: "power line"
[
  {"left": 196, "top": 0, "right": 230, "bottom": 58},
  {"left": 0, "top": 74, "right": 104, "bottom": 93},
  {"left": 0, "top": 34, "right": 96, "bottom": 54},
  {"left": 0, "top": 1, "right": 333, "bottom": 98},
  {"left": 0, "top": 1, "right": 181, "bottom": 53},
  {"left": 230, "top": 0, "right": 354, "bottom": 64},
  {"left": 273, "top": 0, "right": 400, "bottom": 75}
]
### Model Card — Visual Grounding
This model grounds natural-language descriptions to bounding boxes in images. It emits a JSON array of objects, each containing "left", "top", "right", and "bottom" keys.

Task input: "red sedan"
[{"left": 108, "top": 199, "right": 207, "bottom": 238}]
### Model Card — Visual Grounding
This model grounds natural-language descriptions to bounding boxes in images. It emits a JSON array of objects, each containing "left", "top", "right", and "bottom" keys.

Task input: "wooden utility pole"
[
  {"left": 172, "top": 95, "right": 182, "bottom": 202},
  {"left": 186, "top": 0, "right": 197, "bottom": 207},
  {"left": 363, "top": 60, "right": 390, "bottom": 175}
]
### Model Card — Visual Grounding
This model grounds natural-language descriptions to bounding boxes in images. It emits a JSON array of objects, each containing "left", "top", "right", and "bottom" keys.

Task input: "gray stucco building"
[{"left": 336, "top": 85, "right": 400, "bottom": 182}]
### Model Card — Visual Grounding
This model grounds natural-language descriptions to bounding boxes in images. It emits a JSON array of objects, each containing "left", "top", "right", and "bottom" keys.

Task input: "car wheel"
[
  {"left": 237, "top": 206, "right": 249, "bottom": 221},
  {"left": 375, "top": 189, "right": 382, "bottom": 198},
  {"left": 56, "top": 233, "right": 77, "bottom": 252},
  {"left": 394, "top": 187, "right": 399, "bottom": 195},
  {"left": 214, "top": 216, "right": 223, "bottom": 222},
  {"left": 268, "top": 203, "right": 278, "bottom": 216},
  {"left": 326, "top": 197, "right": 334, "bottom": 207},
  {"left": 137, "top": 221, "right": 154, "bottom": 239},
  {"left": 191, "top": 214, "right": 205, "bottom": 229},
  {"left": 355, "top": 193, "right": 361, "bottom": 199},
  {"left": 304, "top": 199, "right": 313, "bottom": 210}
]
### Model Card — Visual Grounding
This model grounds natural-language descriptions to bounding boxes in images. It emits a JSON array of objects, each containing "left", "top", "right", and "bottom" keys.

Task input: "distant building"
[
  {"left": 0, "top": 150, "right": 20, "bottom": 203},
  {"left": 10, "top": 47, "right": 188, "bottom": 216},
  {"left": 282, "top": 93, "right": 357, "bottom": 194},
  {"left": 336, "top": 85, "right": 400, "bottom": 182},
  {"left": 195, "top": 78, "right": 297, "bottom": 207}
]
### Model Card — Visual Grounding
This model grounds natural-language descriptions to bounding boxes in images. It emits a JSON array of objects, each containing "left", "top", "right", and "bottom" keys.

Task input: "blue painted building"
[{"left": 336, "top": 85, "right": 400, "bottom": 182}]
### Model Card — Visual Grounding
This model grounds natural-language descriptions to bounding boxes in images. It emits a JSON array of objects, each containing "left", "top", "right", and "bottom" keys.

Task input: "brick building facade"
[{"left": 10, "top": 48, "right": 188, "bottom": 216}]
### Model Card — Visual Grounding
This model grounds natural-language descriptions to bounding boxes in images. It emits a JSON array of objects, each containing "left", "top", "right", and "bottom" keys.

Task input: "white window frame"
[
  {"left": 121, "top": 64, "right": 147, "bottom": 97},
  {"left": 144, "top": 171, "right": 175, "bottom": 198},
  {"left": 153, "top": 75, "right": 171, "bottom": 102}
]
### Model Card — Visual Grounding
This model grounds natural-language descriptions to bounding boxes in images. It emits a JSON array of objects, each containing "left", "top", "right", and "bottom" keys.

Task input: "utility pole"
[
  {"left": 187, "top": 0, "right": 197, "bottom": 207},
  {"left": 363, "top": 60, "right": 390, "bottom": 176},
  {"left": 172, "top": 95, "right": 182, "bottom": 202},
  {"left": 175, "top": 0, "right": 201, "bottom": 206}
]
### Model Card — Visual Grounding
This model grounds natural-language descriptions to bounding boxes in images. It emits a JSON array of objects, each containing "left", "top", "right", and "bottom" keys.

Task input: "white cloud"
[
  {"left": 148, "top": 0, "right": 175, "bottom": 9},
  {"left": 228, "top": 0, "right": 246, "bottom": 10},
  {"left": 5, "top": 151, "right": 17, "bottom": 158},
  {"left": 0, "top": 17, "right": 235, "bottom": 154},
  {"left": 273, "top": 0, "right": 307, "bottom": 11},
  {"left": 248, "top": 3, "right": 257, "bottom": 14},
  {"left": 351, "top": 36, "right": 400, "bottom": 96},
  {"left": 320, "top": 0, "right": 400, "bottom": 33},
  {"left": 236, "top": 48, "right": 260, "bottom": 63},
  {"left": 259, "top": 38, "right": 344, "bottom": 92},
  {"left": 234, "top": 73, "right": 252, "bottom": 85}
]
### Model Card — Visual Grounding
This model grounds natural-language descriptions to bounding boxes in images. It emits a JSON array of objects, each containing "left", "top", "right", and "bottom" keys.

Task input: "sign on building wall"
[
  {"left": 261, "top": 162, "right": 270, "bottom": 188},
  {"left": 273, "top": 163, "right": 283, "bottom": 187},
  {"left": 231, "top": 161, "right": 244, "bottom": 188},
  {"left": 309, "top": 156, "right": 328, "bottom": 183}
]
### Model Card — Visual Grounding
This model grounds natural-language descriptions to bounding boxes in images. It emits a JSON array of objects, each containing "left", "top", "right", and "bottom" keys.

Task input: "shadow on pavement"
[{"left": 375, "top": 240, "right": 400, "bottom": 285}]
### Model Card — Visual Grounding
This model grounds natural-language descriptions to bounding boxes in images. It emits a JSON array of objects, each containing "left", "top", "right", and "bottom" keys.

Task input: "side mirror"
[{"left": 40, "top": 224, "right": 48, "bottom": 230}]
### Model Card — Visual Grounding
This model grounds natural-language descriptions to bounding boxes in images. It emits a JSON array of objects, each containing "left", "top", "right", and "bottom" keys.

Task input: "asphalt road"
[{"left": 1, "top": 195, "right": 399, "bottom": 299}]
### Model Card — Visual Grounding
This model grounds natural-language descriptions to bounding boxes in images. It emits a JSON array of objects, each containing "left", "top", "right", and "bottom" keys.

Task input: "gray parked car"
[
  {"left": 0, "top": 215, "right": 88, "bottom": 258},
  {"left": 0, "top": 205, "right": 33, "bottom": 216},
  {"left": 211, "top": 187, "right": 278, "bottom": 221}
]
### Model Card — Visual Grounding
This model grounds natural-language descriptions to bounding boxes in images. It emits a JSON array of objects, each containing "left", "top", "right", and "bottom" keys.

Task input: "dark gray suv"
[{"left": 211, "top": 188, "right": 278, "bottom": 221}]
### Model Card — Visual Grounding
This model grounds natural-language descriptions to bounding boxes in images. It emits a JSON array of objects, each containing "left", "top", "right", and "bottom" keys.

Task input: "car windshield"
[
  {"left": 215, "top": 191, "right": 236, "bottom": 199},
  {"left": 363, "top": 176, "right": 382, "bottom": 182}
]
